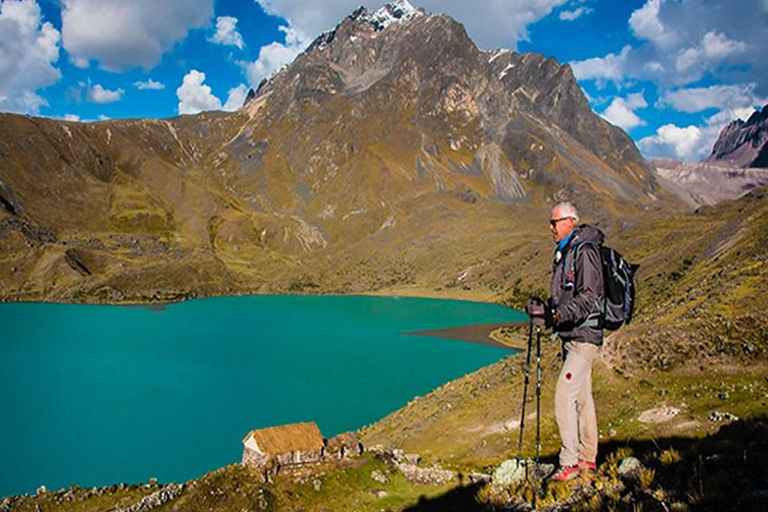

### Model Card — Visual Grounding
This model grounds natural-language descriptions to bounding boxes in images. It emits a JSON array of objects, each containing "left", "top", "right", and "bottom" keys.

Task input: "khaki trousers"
[{"left": 555, "top": 341, "right": 599, "bottom": 467}]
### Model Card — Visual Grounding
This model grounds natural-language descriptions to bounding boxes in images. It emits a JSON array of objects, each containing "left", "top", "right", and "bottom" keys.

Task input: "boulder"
[
  {"left": 618, "top": 457, "right": 643, "bottom": 476},
  {"left": 371, "top": 469, "right": 389, "bottom": 484}
]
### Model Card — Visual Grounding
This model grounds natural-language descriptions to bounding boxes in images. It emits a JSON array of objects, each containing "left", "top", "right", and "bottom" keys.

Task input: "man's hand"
[
  {"left": 526, "top": 296, "right": 556, "bottom": 329},
  {"left": 525, "top": 296, "right": 544, "bottom": 316}
]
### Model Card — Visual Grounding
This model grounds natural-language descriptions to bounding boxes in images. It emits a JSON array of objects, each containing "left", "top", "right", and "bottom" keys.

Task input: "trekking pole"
[
  {"left": 517, "top": 319, "right": 534, "bottom": 479},
  {"left": 533, "top": 325, "right": 542, "bottom": 509}
]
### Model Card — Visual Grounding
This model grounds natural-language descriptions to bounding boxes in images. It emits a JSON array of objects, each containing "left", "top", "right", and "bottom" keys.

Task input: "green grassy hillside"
[{"left": 4, "top": 188, "right": 767, "bottom": 512}]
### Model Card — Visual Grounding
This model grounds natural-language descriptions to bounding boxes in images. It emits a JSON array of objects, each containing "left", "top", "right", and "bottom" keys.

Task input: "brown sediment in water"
[{"left": 404, "top": 321, "right": 527, "bottom": 351}]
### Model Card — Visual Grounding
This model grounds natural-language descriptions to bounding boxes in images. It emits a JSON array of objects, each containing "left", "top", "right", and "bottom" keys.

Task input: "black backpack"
[
  {"left": 598, "top": 245, "right": 639, "bottom": 330},
  {"left": 574, "top": 242, "right": 639, "bottom": 330}
]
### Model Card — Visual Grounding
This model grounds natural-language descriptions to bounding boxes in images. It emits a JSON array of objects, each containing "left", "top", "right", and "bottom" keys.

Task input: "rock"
[
  {"left": 35, "top": 486, "right": 47, "bottom": 496},
  {"left": 123, "top": 483, "right": 183, "bottom": 512},
  {"left": 638, "top": 404, "right": 681, "bottom": 423},
  {"left": 392, "top": 449, "right": 405, "bottom": 462},
  {"left": 618, "top": 457, "right": 642, "bottom": 476},
  {"left": 492, "top": 459, "right": 527, "bottom": 485},
  {"left": 469, "top": 472, "right": 492, "bottom": 484},
  {"left": 404, "top": 453, "right": 421, "bottom": 465},
  {"left": 397, "top": 463, "right": 455, "bottom": 485},
  {"left": 370, "top": 489, "right": 388, "bottom": 498},
  {"left": 313, "top": 479, "right": 322, "bottom": 491},
  {"left": 718, "top": 391, "right": 730, "bottom": 400},
  {"left": 607, "top": 428, "right": 617, "bottom": 437},
  {"left": 709, "top": 411, "right": 739, "bottom": 422},
  {"left": 371, "top": 469, "right": 389, "bottom": 484},
  {"left": 490, "top": 459, "right": 553, "bottom": 485}
]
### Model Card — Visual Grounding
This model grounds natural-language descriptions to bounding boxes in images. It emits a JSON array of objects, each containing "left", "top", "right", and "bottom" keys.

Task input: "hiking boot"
[
  {"left": 549, "top": 465, "right": 579, "bottom": 481},
  {"left": 578, "top": 459, "right": 596, "bottom": 473}
]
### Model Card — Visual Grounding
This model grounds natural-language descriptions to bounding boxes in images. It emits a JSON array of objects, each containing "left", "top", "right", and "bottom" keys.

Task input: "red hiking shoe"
[
  {"left": 549, "top": 465, "right": 579, "bottom": 481},
  {"left": 578, "top": 459, "right": 596, "bottom": 472}
]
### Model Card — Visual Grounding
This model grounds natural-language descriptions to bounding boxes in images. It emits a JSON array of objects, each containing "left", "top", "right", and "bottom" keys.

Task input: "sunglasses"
[{"left": 549, "top": 217, "right": 572, "bottom": 228}]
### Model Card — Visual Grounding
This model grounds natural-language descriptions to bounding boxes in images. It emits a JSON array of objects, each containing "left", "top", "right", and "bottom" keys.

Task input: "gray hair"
[{"left": 552, "top": 201, "right": 580, "bottom": 223}]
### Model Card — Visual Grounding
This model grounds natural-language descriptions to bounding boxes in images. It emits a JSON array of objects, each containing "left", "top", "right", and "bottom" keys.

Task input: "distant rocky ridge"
[
  {"left": 706, "top": 103, "right": 768, "bottom": 168},
  {"left": 652, "top": 158, "right": 768, "bottom": 207},
  {"left": 653, "top": 104, "right": 768, "bottom": 207},
  {"left": 0, "top": 1, "right": 681, "bottom": 303}
]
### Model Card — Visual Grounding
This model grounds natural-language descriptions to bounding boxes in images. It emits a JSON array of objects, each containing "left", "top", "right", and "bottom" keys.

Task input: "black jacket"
[{"left": 550, "top": 224, "right": 605, "bottom": 346}]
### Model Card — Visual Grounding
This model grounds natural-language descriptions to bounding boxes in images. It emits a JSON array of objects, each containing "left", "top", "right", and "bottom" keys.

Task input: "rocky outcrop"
[
  {"left": 123, "top": 484, "right": 184, "bottom": 512},
  {"left": 0, "top": 181, "right": 21, "bottom": 215},
  {"left": 250, "top": 1, "right": 660, "bottom": 205},
  {"left": 706, "top": 104, "right": 768, "bottom": 168},
  {"left": 653, "top": 106, "right": 768, "bottom": 206},
  {"left": 652, "top": 158, "right": 768, "bottom": 206}
]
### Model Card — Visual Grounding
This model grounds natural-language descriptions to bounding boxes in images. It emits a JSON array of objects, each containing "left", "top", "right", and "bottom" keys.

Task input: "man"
[{"left": 526, "top": 201, "right": 605, "bottom": 481}]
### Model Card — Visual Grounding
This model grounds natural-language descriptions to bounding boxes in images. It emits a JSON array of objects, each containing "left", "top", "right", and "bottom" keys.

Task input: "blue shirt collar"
[{"left": 557, "top": 228, "right": 576, "bottom": 252}]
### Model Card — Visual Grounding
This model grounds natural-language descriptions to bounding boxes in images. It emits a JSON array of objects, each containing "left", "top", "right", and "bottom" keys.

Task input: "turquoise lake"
[{"left": 0, "top": 295, "right": 524, "bottom": 497}]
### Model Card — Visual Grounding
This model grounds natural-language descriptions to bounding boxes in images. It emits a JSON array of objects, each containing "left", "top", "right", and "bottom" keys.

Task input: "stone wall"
[{"left": 242, "top": 447, "right": 268, "bottom": 468}]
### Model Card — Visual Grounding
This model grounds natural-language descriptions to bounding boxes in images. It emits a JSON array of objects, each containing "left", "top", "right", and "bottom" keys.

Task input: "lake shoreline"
[{"left": 0, "top": 295, "right": 523, "bottom": 497}]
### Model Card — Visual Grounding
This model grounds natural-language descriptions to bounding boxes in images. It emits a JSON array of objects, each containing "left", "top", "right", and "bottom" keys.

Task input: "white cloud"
[
  {"left": 559, "top": 6, "right": 592, "bottom": 22},
  {"left": 625, "top": 92, "right": 648, "bottom": 110},
  {"left": 643, "top": 61, "right": 664, "bottom": 74},
  {"left": 61, "top": 0, "right": 214, "bottom": 72},
  {"left": 570, "top": 45, "right": 632, "bottom": 86},
  {"left": 674, "top": 47, "right": 701, "bottom": 74},
  {"left": 705, "top": 106, "right": 758, "bottom": 126},
  {"left": 87, "top": 84, "right": 124, "bottom": 104},
  {"left": 12, "top": 89, "right": 49, "bottom": 113},
  {"left": 223, "top": 84, "right": 249, "bottom": 111},
  {"left": 660, "top": 84, "right": 762, "bottom": 113},
  {"left": 253, "top": 1, "right": 570, "bottom": 52},
  {"left": 63, "top": 114, "right": 80, "bottom": 121},
  {"left": 638, "top": 124, "right": 706, "bottom": 161},
  {"left": 701, "top": 31, "right": 746, "bottom": 60},
  {"left": 134, "top": 78, "right": 165, "bottom": 90},
  {"left": 600, "top": 92, "right": 648, "bottom": 131},
  {"left": 419, "top": 0, "right": 569, "bottom": 48},
  {"left": 243, "top": 25, "right": 309, "bottom": 87},
  {"left": 71, "top": 55, "right": 89, "bottom": 68},
  {"left": 638, "top": 88, "right": 765, "bottom": 161},
  {"left": 575, "top": 1, "right": 766, "bottom": 91},
  {"left": 673, "top": 30, "right": 748, "bottom": 83},
  {"left": 176, "top": 69, "right": 222, "bottom": 115},
  {"left": 629, "top": 0, "right": 676, "bottom": 49},
  {"left": 0, "top": 0, "right": 61, "bottom": 114},
  {"left": 209, "top": 15, "right": 244, "bottom": 49}
]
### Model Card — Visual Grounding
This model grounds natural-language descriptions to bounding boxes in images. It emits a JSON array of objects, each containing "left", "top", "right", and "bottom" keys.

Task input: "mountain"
[
  {"left": 0, "top": 1, "right": 682, "bottom": 303},
  {"left": 706, "top": 103, "right": 768, "bottom": 168},
  {"left": 653, "top": 104, "right": 768, "bottom": 206}
]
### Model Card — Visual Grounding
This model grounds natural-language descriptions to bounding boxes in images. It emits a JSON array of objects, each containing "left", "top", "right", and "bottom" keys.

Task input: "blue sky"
[{"left": 1, "top": 0, "right": 766, "bottom": 162}]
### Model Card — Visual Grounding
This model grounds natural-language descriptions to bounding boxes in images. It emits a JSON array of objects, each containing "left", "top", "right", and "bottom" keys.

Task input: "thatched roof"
[{"left": 242, "top": 422, "right": 324, "bottom": 455}]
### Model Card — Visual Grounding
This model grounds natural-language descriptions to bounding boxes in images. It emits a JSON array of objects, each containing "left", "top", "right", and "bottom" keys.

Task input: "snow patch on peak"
[
  {"left": 487, "top": 49, "right": 510, "bottom": 63},
  {"left": 359, "top": 1, "right": 422, "bottom": 32}
]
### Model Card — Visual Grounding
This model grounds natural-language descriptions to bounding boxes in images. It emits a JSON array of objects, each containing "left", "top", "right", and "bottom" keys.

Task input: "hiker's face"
[{"left": 549, "top": 207, "right": 576, "bottom": 243}]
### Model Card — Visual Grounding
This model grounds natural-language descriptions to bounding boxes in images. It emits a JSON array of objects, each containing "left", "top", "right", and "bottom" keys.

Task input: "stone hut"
[
  {"left": 242, "top": 422, "right": 325, "bottom": 471},
  {"left": 325, "top": 431, "right": 362, "bottom": 460}
]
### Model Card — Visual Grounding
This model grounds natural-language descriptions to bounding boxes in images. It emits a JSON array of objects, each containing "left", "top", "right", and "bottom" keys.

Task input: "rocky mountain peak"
[
  {"left": 0, "top": 1, "right": 679, "bottom": 303},
  {"left": 706, "top": 103, "right": 768, "bottom": 168},
  {"left": 350, "top": 0, "right": 423, "bottom": 31}
]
